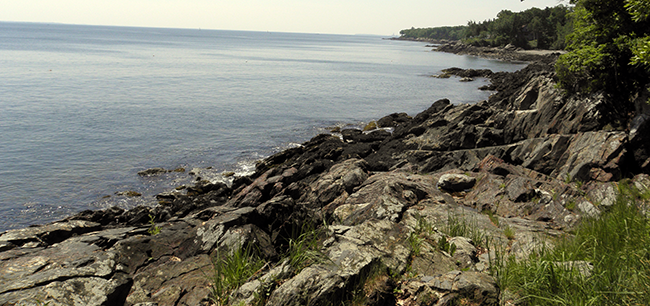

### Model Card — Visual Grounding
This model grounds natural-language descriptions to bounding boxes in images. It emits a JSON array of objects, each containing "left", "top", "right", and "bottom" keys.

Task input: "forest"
[{"left": 399, "top": 5, "right": 573, "bottom": 50}]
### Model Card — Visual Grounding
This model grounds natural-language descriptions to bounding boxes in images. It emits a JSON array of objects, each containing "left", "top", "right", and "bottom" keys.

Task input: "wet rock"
[
  {"left": 377, "top": 112, "right": 411, "bottom": 128},
  {"left": 137, "top": 168, "right": 168, "bottom": 176}
]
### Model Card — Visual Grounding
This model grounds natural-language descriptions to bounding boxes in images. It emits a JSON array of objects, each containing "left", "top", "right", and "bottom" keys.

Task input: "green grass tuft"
[
  {"left": 285, "top": 223, "right": 329, "bottom": 273},
  {"left": 209, "top": 245, "right": 266, "bottom": 305},
  {"left": 442, "top": 212, "right": 487, "bottom": 248}
]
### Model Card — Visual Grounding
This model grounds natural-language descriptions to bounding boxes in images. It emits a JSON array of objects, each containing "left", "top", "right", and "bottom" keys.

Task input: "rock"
[
  {"left": 0, "top": 220, "right": 101, "bottom": 248},
  {"left": 363, "top": 121, "right": 378, "bottom": 131},
  {"left": 125, "top": 254, "right": 212, "bottom": 306},
  {"left": 397, "top": 271, "right": 498, "bottom": 306},
  {"left": 338, "top": 171, "right": 435, "bottom": 225},
  {"left": 437, "top": 173, "right": 477, "bottom": 191},
  {"left": 377, "top": 112, "right": 411, "bottom": 128},
  {"left": 578, "top": 201, "right": 600, "bottom": 218},
  {"left": 4, "top": 56, "right": 650, "bottom": 306},
  {"left": 137, "top": 168, "right": 168, "bottom": 176},
  {"left": 116, "top": 190, "right": 142, "bottom": 197}
]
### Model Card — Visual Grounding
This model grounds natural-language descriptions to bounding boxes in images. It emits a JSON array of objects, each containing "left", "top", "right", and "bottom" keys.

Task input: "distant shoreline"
[{"left": 388, "top": 37, "right": 566, "bottom": 62}]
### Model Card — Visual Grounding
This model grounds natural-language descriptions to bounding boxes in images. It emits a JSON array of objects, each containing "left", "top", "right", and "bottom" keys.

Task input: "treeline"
[
  {"left": 399, "top": 26, "right": 466, "bottom": 41},
  {"left": 399, "top": 5, "right": 573, "bottom": 50}
]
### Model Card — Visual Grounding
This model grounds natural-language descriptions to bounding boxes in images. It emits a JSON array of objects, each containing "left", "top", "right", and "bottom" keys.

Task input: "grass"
[
  {"left": 485, "top": 210, "right": 500, "bottom": 227},
  {"left": 503, "top": 225, "right": 515, "bottom": 240},
  {"left": 207, "top": 222, "right": 330, "bottom": 306},
  {"left": 284, "top": 222, "right": 329, "bottom": 272},
  {"left": 565, "top": 199, "right": 576, "bottom": 211},
  {"left": 209, "top": 245, "right": 266, "bottom": 305},
  {"left": 497, "top": 179, "right": 650, "bottom": 305},
  {"left": 442, "top": 212, "right": 487, "bottom": 248}
]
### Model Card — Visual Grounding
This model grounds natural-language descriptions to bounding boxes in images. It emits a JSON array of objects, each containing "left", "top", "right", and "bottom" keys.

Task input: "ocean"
[{"left": 0, "top": 22, "right": 526, "bottom": 232}]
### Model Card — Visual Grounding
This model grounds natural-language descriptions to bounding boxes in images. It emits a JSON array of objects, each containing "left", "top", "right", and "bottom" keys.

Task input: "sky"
[{"left": 1, "top": 0, "right": 565, "bottom": 35}]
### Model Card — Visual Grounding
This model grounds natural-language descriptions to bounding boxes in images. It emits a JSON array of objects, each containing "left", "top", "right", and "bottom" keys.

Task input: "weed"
[
  {"left": 499, "top": 183, "right": 507, "bottom": 189},
  {"left": 147, "top": 214, "right": 161, "bottom": 236},
  {"left": 407, "top": 214, "right": 442, "bottom": 258},
  {"left": 575, "top": 179, "right": 584, "bottom": 189},
  {"left": 564, "top": 173, "right": 572, "bottom": 184},
  {"left": 503, "top": 225, "right": 515, "bottom": 240},
  {"left": 565, "top": 199, "right": 576, "bottom": 211},
  {"left": 551, "top": 189, "right": 559, "bottom": 201},
  {"left": 363, "top": 121, "right": 377, "bottom": 131},
  {"left": 209, "top": 245, "right": 266, "bottom": 305},
  {"left": 437, "top": 236, "right": 457, "bottom": 256},
  {"left": 34, "top": 299, "right": 50, "bottom": 306},
  {"left": 442, "top": 212, "right": 487, "bottom": 248},
  {"left": 484, "top": 210, "right": 500, "bottom": 227},
  {"left": 531, "top": 196, "right": 540, "bottom": 204},
  {"left": 407, "top": 232, "right": 422, "bottom": 257},
  {"left": 285, "top": 223, "right": 328, "bottom": 273}
]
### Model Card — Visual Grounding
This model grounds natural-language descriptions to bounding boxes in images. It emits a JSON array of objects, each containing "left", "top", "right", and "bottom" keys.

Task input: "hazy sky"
[{"left": 2, "top": 0, "right": 564, "bottom": 35}]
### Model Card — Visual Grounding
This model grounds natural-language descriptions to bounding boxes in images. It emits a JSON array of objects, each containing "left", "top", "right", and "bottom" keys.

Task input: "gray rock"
[
  {"left": 578, "top": 201, "right": 600, "bottom": 218},
  {"left": 438, "top": 173, "right": 477, "bottom": 191},
  {"left": 0, "top": 220, "right": 101, "bottom": 248},
  {"left": 339, "top": 171, "right": 435, "bottom": 225},
  {"left": 137, "top": 168, "right": 168, "bottom": 176}
]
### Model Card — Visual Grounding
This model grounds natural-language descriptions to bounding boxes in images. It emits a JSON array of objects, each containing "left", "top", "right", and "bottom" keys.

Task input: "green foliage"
[
  {"left": 437, "top": 236, "right": 457, "bottom": 256},
  {"left": 399, "top": 5, "right": 572, "bottom": 50},
  {"left": 485, "top": 210, "right": 500, "bottom": 227},
  {"left": 285, "top": 223, "right": 328, "bottom": 273},
  {"left": 34, "top": 299, "right": 50, "bottom": 306},
  {"left": 399, "top": 26, "right": 467, "bottom": 41},
  {"left": 147, "top": 214, "right": 161, "bottom": 236},
  {"left": 565, "top": 199, "right": 577, "bottom": 211},
  {"left": 442, "top": 212, "right": 487, "bottom": 248},
  {"left": 503, "top": 225, "right": 515, "bottom": 240},
  {"left": 464, "top": 5, "right": 573, "bottom": 49},
  {"left": 209, "top": 245, "right": 266, "bottom": 305},
  {"left": 497, "top": 180, "right": 650, "bottom": 305},
  {"left": 556, "top": 0, "right": 650, "bottom": 98},
  {"left": 407, "top": 231, "right": 423, "bottom": 257}
]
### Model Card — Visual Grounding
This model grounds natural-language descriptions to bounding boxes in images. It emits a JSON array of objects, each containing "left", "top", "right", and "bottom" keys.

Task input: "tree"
[
  {"left": 627, "top": 0, "right": 650, "bottom": 68},
  {"left": 555, "top": 0, "right": 650, "bottom": 97}
]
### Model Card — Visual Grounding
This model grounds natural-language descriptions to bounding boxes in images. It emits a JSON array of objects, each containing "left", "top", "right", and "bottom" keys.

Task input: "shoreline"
[
  {"left": 2, "top": 52, "right": 650, "bottom": 305},
  {"left": 389, "top": 36, "right": 566, "bottom": 63}
]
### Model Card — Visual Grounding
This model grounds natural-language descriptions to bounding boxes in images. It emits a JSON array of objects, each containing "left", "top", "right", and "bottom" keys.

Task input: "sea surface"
[{"left": 0, "top": 22, "right": 527, "bottom": 232}]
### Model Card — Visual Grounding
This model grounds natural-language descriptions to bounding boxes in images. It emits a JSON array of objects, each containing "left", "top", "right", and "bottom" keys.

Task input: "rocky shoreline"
[
  {"left": 2, "top": 57, "right": 650, "bottom": 306},
  {"left": 391, "top": 36, "right": 566, "bottom": 63}
]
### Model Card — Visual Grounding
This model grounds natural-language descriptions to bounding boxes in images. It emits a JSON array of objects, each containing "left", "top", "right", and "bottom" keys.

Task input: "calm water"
[{"left": 0, "top": 22, "right": 526, "bottom": 231}]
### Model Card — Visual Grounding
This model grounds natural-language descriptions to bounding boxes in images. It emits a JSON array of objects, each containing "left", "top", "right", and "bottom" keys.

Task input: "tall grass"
[
  {"left": 443, "top": 212, "right": 487, "bottom": 248},
  {"left": 285, "top": 222, "right": 329, "bottom": 272},
  {"left": 209, "top": 245, "right": 266, "bottom": 305},
  {"left": 498, "top": 180, "right": 650, "bottom": 305}
]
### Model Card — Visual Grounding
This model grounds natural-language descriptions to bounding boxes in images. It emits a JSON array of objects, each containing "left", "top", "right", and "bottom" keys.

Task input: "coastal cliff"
[{"left": 1, "top": 58, "right": 650, "bottom": 306}]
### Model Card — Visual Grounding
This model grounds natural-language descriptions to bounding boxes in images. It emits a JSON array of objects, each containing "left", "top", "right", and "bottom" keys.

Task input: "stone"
[
  {"left": 437, "top": 173, "right": 477, "bottom": 191},
  {"left": 137, "top": 168, "right": 168, "bottom": 176}
]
